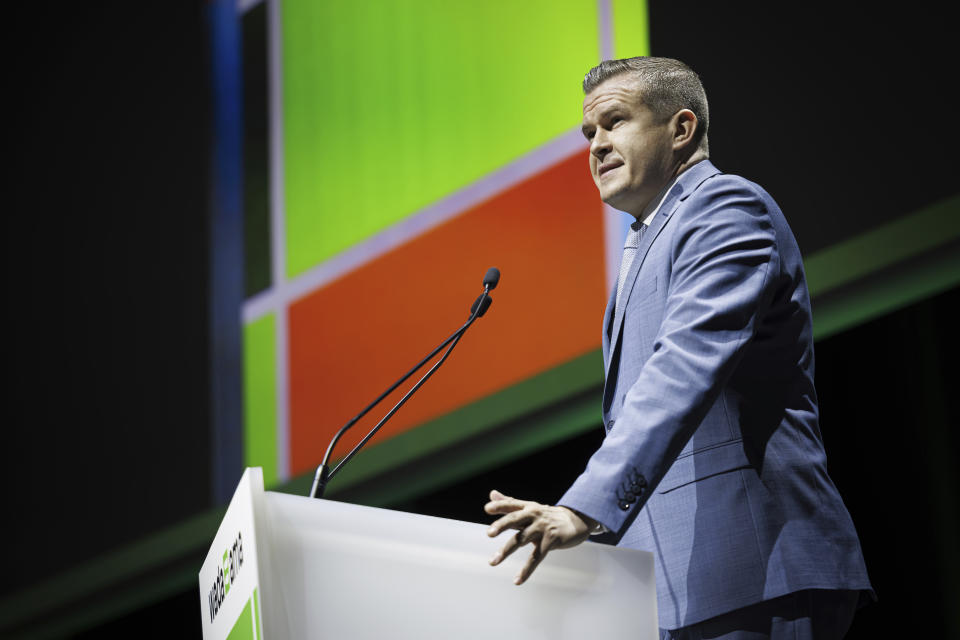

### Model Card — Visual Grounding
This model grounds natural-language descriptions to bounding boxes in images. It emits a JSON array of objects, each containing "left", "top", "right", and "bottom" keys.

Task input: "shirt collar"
[{"left": 634, "top": 174, "right": 680, "bottom": 230}]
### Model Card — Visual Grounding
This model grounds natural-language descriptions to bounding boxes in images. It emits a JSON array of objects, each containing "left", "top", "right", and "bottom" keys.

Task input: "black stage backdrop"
[{"left": 5, "top": 1, "right": 212, "bottom": 592}]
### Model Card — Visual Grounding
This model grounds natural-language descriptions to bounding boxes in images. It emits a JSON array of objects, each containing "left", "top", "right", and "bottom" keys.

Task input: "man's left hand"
[{"left": 484, "top": 489, "right": 593, "bottom": 585}]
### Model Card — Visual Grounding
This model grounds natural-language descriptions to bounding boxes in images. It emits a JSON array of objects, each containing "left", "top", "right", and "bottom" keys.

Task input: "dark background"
[
  {"left": 6, "top": 1, "right": 211, "bottom": 591},
  {"left": 5, "top": 1, "right": 958, "bottom": 637}
]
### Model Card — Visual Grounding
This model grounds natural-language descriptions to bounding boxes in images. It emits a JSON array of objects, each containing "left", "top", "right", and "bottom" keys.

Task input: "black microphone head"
[
  {"left": 470, "top": 294, "right": 493, "bottom": 318},
  {"left": 483, "top": 267, "right": 501, "bottom": 291}
]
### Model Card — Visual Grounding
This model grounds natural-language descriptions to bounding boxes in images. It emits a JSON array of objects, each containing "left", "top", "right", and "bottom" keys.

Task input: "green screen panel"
[
  {"left": 613, "top": 0, "right": 650, "bottom": 58},
  {"left": 242, "top": 313, "right": 278, "bottom": 487},
  {"left": 282, "top": 0, "right": 600, "bottom": 278}
]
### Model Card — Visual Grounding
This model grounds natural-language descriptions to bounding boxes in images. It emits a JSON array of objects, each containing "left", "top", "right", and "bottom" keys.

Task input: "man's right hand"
[{"left": 484, "top": 489, "right": 593, "bottom": 585}]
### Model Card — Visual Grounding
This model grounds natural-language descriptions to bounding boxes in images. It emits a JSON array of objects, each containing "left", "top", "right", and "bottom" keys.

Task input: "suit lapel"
[
  {"left": 601, "top": 282, "right": 617, "bottom": 367},
  {"left": 602, "top": 160, "right": 722, "bottom": 408}
]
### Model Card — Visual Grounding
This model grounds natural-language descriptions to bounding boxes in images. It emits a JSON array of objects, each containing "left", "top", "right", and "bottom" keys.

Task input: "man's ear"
[{"left": 671, "top": 109, "right": 698, "bottom": 152}]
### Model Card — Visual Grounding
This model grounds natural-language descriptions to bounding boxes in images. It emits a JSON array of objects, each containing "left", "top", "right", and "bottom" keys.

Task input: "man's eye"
[{"left": 611, "top": 116, "right": 623, "bottom": 126}]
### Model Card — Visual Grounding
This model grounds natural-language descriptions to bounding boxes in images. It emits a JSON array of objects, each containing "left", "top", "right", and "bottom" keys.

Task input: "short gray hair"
[{"left": 583, "top": 57, "right": 709, "bottom": 154}]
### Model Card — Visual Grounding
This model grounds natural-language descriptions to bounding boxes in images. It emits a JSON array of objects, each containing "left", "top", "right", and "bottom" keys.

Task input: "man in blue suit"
[{"left": 486, "top": 57, "right": 872, "bottom": 638}]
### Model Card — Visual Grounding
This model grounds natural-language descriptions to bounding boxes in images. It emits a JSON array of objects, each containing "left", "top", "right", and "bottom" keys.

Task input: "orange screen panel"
[{"left": 288, "top": 151, "right": 606, "bottom": 475}]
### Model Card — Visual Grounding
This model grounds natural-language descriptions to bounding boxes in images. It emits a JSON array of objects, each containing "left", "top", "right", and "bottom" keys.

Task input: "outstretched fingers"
[
  {"left": 515, "top": 543, "right": 547, "bottom": 585},
  {"left": 484, "top": 495, "right": 528, "bottom": 516},
  {"left": 489, "top": 530, "right": 524, "bottom": 566},
  {"left": 484, "top": 492, "right": 571, "bottom": 585},
  {"left": 514, "top": 528, "right": 561, "bottom": 585},
  {"left": 486, "top": 508, "right": 533, "bottom": 537}
]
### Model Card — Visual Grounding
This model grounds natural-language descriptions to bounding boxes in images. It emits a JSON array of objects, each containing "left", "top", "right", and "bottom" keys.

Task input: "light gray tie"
[{"left": 615, "top": 222, "right": 647, "bottom": 309}]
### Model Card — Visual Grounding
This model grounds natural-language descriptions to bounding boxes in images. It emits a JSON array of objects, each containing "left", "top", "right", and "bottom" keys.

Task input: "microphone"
[
  {"left": 309, "top": 268, "right": 500, "bottom": 499},
  {"left": 483, "top": 267, "right": 500, "bottom": 291},
  {"left": 471, "top": 294, "right": 492, "bottom": 317}
]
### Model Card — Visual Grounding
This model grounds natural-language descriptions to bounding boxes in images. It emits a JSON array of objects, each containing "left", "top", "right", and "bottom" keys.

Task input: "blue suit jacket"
[{"left": 558, "top": 160, "right": 872, "bottom": 629}]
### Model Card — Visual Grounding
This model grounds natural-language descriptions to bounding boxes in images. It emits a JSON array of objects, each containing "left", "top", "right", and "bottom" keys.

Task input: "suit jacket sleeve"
[{"left": 558, "top": 176, "right": 781, "bottom": 536}]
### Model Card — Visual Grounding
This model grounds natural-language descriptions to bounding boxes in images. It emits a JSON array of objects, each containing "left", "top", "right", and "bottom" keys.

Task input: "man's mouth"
[{"left": 598, "top": 161, "right": 622, "bottom": 177}]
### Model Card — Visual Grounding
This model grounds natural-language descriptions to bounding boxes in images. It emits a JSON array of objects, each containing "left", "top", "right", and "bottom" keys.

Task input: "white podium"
[{"left": 199, "top": 468, "right": 658, "bottom": 639}]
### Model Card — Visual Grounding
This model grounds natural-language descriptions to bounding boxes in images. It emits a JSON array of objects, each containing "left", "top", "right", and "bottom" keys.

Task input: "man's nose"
[{"left": 590, "top": 130, "right": 611, "bottom": 161}]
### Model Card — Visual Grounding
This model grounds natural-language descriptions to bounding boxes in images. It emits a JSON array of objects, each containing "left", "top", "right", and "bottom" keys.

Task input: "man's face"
[{"left": 581, "top": 76, "right": 675, "bottom": 217}]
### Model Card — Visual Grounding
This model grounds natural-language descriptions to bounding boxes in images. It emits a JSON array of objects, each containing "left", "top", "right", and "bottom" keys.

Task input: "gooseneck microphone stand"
[{"left": 309, "top": 268, "right": 499, "bottom": 499}]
